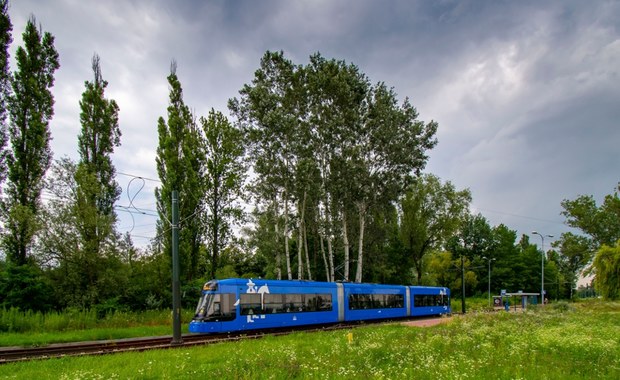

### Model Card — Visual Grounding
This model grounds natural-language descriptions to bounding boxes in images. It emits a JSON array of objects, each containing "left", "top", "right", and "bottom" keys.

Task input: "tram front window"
[{"left": 194, "top": 293, "right": 236, "bottom": 322}]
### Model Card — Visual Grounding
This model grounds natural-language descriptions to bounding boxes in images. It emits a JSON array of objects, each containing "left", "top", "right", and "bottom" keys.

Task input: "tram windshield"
[{"left": 193, "top": 293, "right": 236, "bottom": 322}]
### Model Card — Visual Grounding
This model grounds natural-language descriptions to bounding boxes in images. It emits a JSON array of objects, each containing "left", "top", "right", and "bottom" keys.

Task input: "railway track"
[
  {"left": 0, "top": 323, "right": 351, "bottom": 364},
  {"left": 0, "top": 316, "right": 447, "bottom": 364}
]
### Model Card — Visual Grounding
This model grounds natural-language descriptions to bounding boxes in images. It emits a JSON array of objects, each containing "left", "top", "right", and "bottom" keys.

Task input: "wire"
[{"left": 117, "top": 172, "right": 161, "bottom": 183}]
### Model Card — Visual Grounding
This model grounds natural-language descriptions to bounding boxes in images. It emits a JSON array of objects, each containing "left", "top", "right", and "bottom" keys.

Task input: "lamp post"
[
  {"left": 532, "top": 231, "right": 553, "bottom": 305},
  {"left": 482, "top": 256, "right": 496, "bottom": 308},
  {"left": 461, "top": 253, "right": 465, "bottom": 314}
]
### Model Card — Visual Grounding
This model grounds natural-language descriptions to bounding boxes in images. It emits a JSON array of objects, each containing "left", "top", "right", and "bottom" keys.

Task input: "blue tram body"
[{"left": 188, "top": 278, "right": 450, "bottom": 334}]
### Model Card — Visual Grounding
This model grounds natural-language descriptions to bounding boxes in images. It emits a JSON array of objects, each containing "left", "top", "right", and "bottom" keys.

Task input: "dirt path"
[{"left": 401, "top": 316, "right": 453, "bottom": 327}]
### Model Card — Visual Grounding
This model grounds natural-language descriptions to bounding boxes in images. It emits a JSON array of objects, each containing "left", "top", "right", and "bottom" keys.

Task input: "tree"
[
  {"left": 487, "top": 224, "right": 520, "bottom": 294},
  {"left": 561, "top": 186, "right": 620, "bottom": 247},
  {"left": 3, "top": 16, "right": 59, "bottom": 265},
  {"left": 200, "top": 109, "right": 245, "bottom": 279},
  {"left": 74, "top": 53, "right": 121, "bottom": 290},
  {"left": 155, "top": 62, "right": 204, "bottom": 282},
  {"left": 592, "top": 240, "right": 620, "bottom": 300},
  {"left": 0, "top": 0, "right": 11, "bottom": 187},
  {"left": 351, "top": 83, "right": 438, "bottom": 283},
  {"left": 399, "top": 174, "right": 471, "bottom": 284},
  {"left": 552, "top": 232, "right": 593, "bottom": 298},
  {"left": 230, "top": 51, "right": 300, "bottom": 280}
]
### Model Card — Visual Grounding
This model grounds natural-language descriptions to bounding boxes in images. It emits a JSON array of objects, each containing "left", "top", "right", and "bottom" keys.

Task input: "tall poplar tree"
[
  {"left": 4, "top": 16, "right": 59, "bottom": 265},
  {"left": 74, "top": 53, "right": 121, "bottom": 292},
  {"left": 0, "top": 0, "right": 11, "bottom": 186},
  {"left": 155, "top": 62, "right": 204, "bottom": 282},
  {"left": 200, "top": 109, "right": 245, "bottom": 279}
]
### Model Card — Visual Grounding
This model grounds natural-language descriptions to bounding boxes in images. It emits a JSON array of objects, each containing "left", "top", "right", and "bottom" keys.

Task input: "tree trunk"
[
  {"left": 322, "top": 189, "right": 335, "bottom": 282},
  {"left": 342, "top": 210, "right": 350, "bottom": 281},
  {"left": 320, "top": 233, "right": 329, "bottom": 282},
  {"left": 284, "top": 190, "right": 292, "bottom": 280},
  {"left": 304, "top": 222, "right": 312, "bottom": 280},
  {"left": 273, "top": 195, "right": 282, "bottom": 280},
  {"left": 355, "top": 202, "right": 366, "bottom": 283},
  {"left": 297, "top": 191, "right": 307, "bottom": 280}
]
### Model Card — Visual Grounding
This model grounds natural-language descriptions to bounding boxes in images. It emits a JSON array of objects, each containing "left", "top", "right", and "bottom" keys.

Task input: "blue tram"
[{"left": 189, "top": 279, "right": 450, "bottom": 334}]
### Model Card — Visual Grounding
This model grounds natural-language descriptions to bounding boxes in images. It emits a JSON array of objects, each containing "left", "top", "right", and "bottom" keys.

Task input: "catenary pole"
[{"left": 171, "top": 190, "right": 183, "bottom": 344}]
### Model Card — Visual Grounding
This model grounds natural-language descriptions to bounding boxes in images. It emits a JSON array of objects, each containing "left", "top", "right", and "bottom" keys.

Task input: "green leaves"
[
  {"left": 3, "top": 16, "right": 59, "bottom": 265},
  {"left": 200, "top": 109, "right": 245, "bottom": 279}
]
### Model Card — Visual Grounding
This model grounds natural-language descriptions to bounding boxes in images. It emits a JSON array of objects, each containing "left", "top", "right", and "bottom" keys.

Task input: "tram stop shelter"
[{"left": 493, "top": 292, "right": 540, "bottom": 311}]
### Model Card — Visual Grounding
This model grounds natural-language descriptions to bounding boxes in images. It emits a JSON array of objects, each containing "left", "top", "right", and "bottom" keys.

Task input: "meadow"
[
  {"left": 0, "top": 308, "right": 194, "bottom": 347},
  {"left": 0, "top": 300, "right": 617, "bottom": 379}
]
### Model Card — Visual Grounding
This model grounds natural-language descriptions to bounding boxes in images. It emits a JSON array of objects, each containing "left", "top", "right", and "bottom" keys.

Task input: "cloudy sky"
[{"left": 7, "top": 0, "right": 620, "bottom": 250}]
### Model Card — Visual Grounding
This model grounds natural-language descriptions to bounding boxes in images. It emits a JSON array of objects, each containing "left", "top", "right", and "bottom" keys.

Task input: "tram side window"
[
  {"left": 387, "top": 294, "right": 405, "bottom": 308},
  {"left": 245, "top": 293, "right": 334, "bottom": 315},
  {"left": 264, "top": 293, "right": 285, "bottom": 314},
  {"left": 306, "top": 294, "right": 333, "bottom": 312},
  {"left": 216, "top": 293, "right": 237, "bottom": 321},
  {"left": 240, "top": 293, "right": 262, "bottom": 315},
  {"left": 414, "top": 294, "right": 447, "bottom": 307},
  {"left": 349, "top": 294, "right": 404, "bottom": 310},
  {"left": 284, "top": 294, "right": 304, "bottom": 312}
]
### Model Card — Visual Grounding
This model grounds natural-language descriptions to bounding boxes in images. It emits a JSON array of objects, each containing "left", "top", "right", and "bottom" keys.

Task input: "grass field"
[
  {"left": 0, "top": 300, "right": 617, "bottom": 379},
  {"left": 0, "top": 309, "right": 194, "bottom": 347}
]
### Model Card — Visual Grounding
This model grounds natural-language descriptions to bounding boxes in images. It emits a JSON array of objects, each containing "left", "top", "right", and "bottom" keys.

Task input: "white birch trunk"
[
  {"left": 304, "top": 223, "right": 312, "bottom": 280},
  {"left": 342, "top": 210, "right": 350, "bottom": 281},
  {"left": 273, "top": 195, "right": 282, "bottom": 280},
  {"left": 355, "top": 202, "right": 366, "bottom": 283},
  {"left": 284, "top": 191, "right": 292, "bottom": 280},
  {"left": 319, "top": 234, "right": 329, "bottom": 282},
  {"left": 296, "top": 193, "right": 306, "bottom": 280}
]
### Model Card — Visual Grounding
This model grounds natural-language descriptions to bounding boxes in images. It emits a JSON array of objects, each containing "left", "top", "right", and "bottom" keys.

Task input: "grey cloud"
[{"left": 7, "top": 0, "right": 619, "bottom": 247}]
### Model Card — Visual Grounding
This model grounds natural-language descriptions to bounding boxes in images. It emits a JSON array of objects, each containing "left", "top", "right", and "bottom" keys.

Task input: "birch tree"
[{"left": 230, "top": 51, "right": 299, "bottom": 280}]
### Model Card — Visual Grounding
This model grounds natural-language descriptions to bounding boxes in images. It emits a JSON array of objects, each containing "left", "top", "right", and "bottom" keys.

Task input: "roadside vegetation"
[
  {"left": 1, "top": 300, "right": 617, "bottom": 379},
  {"left": 0, "top": 309, "right": 194, "bottom": 347}
]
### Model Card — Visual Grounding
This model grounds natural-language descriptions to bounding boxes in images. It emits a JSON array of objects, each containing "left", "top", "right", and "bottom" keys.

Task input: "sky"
[{"left": 6, "top": 0, "right": 620, "bottom": 252}]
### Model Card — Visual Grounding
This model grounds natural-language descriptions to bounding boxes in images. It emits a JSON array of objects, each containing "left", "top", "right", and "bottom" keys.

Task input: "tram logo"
[{"left": 245, "top": 279, "right": 270, "bottom": 323}]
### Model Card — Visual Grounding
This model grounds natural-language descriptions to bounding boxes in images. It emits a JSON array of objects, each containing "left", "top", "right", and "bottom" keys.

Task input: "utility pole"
[
  {"left": 532, "top": 231, "right": 553, "bottom": 305},
  {"left": 461, "top": 253, "right": 466, "bottom": 314},
  {"left": 171, "top": 190, "right": 183, "bottom": 345}
]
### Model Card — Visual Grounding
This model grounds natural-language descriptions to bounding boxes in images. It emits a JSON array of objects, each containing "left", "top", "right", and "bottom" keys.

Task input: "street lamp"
[
  {"left": 532, "top": 231, "right": 553, "bottom": 305},
  {"left": 482, "top": 256, "right": 496, "bottom": 308}
]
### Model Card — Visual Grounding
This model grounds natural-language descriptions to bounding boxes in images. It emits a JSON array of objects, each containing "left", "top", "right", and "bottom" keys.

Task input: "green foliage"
[
  {"left": 400, "top": 174, "right": 471, "bottom": 284},
  {"left": 0, "top": 0, "right": 11, "bottom": 185},
  {"left": 234, "top": 51, "right": 438, "bottom": 283},
  {"left": 155, "top": 63, "right": 204, "bottom": 282},
  {"left": 552, "top": 232, "right": 593, "bottom": 298},
  {"left": 0, "top": 264, "right": 55, "bottom": 312},
  {"left": 593, "top": 240, "right": 620, "bottom": 300},
  {"left": 200, "top": 109, "right": 246, "bottom": 279},
  {"left": 561, "top": 188, "right": 620, "bottom": 247},
  {"left": 3, "top": 16, "right": 59, "bottom": 265},
  {"left": 74, "top": 53, "right": 121, "bottom": 280}
]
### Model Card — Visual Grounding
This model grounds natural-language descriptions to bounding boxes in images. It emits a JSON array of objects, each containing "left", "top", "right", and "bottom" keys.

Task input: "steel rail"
[{"left": 0, "top": 316, "right": 447, "bottom": 364}]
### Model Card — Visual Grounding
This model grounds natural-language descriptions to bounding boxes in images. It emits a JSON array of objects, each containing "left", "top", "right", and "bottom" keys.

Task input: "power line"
[
  {"left": 117, "top": 171, "right": 161, "bottom": 183},
  {"left": 473, "top": 206, "right": 565, "bottom": 226}
]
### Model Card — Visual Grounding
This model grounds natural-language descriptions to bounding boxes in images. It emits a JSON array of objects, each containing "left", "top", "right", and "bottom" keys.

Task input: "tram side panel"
[
  {"left": 236, "top": 279, "right": 339, "bottom": 331},
  {"left": 342, "top": 283, "right": 408, "bottom": 322},
  {"left": 409, "top": 286, "right": 451, "bottom": 317}
]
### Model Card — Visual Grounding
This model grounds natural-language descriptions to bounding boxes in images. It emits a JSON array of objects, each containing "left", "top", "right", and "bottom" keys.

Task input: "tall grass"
[
  {"left": 1, "top": 300, "right": 618, "bottom": 379},
  {"left": 0, "top": 308, "right": 193, "bottom": 333}
]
